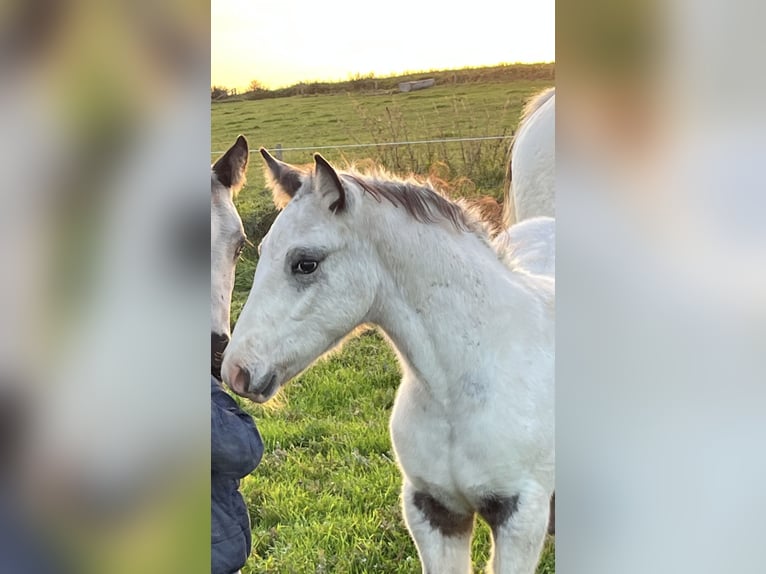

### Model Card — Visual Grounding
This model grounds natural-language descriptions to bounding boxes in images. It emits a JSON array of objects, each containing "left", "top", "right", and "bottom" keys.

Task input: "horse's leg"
[
  {"left": 480, "top": 485, "right": 550, "bottom": 574},
  {"left": 402, "top": 480, "right": 474, "bottom": 574}
]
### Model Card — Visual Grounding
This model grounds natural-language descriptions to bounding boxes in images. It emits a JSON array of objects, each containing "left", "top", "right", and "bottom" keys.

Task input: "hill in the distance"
[{"left": 212, "top": 62, "right": 555, "bottom": 101}]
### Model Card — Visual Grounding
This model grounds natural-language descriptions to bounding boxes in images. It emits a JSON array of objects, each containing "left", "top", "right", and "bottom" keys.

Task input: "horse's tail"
[{"left": 501, "top": 142, "right": 516, "bottom": 228}]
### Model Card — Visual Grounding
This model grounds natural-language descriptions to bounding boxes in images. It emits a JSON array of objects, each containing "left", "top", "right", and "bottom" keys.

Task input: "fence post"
[{"left": 275, "top": 143, "right": 283, "bottom": 160}]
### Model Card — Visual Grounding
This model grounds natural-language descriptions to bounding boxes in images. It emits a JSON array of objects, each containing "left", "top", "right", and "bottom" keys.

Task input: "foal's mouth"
[
  {"left": 211, "top": 332, "right": 230, "bottom": 381},
  {"left": 252, "top": 372, "right": 279, "bottom": 403}
]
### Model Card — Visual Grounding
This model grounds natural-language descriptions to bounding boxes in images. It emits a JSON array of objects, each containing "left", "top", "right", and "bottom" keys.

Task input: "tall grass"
[{"left": 349, "top": 96, "right": 512, "bottom": 197}]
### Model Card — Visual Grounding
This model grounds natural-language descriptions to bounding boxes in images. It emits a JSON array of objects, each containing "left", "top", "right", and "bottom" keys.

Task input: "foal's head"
[
  {"left": 211, "top": 135, "right": 249, "bottom": 380},
  {"left": 222, "top": 151, "right": 381, "bottom": 402}
]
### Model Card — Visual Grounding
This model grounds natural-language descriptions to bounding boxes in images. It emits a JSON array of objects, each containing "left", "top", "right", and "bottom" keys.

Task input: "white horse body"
[
  {"left": 223, "top": 152, "right": 554, "bottom": 574},
  {"left": 495, "top": 216, "right": 556, "bottom": 277},
  {"left": 505, "top": 89, "right": 555, "bottom": 226}
]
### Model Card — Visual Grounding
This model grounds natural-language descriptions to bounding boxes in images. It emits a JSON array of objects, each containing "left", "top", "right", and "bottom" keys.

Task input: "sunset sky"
[{"left": 211, "top": 0, "right": 555, "bottom": 91}]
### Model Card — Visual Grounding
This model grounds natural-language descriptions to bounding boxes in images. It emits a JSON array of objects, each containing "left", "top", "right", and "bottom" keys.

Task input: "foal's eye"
[{"left": 293, "top": 259, "right": 319, "bottom": 274}]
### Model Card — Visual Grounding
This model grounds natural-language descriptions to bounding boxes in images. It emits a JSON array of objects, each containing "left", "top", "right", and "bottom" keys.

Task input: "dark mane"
[{"left": 342, "top": 171, "right": 476, "bottom": 234}]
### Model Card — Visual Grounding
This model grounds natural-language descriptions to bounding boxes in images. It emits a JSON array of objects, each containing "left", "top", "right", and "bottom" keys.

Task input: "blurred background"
[
  {"left": 0, "top": 0, "right": 210, "bottom": 572},
  {"left": 557, "top": 0, "right": 765, "bottom": 572}
]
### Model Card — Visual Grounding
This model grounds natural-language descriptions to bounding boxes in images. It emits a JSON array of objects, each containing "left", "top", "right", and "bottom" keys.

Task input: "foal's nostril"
[{"left": 231, "top": 365, "right": 251, "bottom": 395}]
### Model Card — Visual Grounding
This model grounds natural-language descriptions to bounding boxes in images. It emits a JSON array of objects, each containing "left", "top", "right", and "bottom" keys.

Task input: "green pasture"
[{"left": 213, "top": 76, "right": 555, "bottom": 573}]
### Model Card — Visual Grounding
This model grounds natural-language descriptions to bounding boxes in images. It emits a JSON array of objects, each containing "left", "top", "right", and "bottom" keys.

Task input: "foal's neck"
[{"left": 368, "top": 219, "right": 513, "bottom": 402}]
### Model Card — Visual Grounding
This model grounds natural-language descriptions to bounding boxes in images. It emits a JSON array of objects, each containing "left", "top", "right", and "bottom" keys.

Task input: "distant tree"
[
  {"left": 248, "top": 79, "right": 266, "bottom": 93},
  {"left": 211, "top": 86, "right": 229, "bottom": 100}
]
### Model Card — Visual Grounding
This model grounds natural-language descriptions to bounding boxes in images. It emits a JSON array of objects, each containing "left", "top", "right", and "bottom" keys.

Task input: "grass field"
[{"left": 213, "top": 72, "right": 555, "bottom": 573}]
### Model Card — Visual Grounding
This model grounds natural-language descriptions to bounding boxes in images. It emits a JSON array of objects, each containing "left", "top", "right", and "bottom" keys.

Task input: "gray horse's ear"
[
  {"left": 260, "top": 147, "right": 305, "bottom": 209},
  {"left": 313, "top": 153, "right": 346, "bottom": 214},
  {"left": 213, "top": 135, "right": 249, "bottom": 196}
]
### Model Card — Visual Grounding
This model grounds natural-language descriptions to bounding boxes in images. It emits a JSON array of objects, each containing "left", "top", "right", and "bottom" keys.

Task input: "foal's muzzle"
[
  {"left": 211, "top": 332, "right": 230, "bottom": 381},
  {"left": 223, "top": 361, "right": 279, "bottom": 403}
]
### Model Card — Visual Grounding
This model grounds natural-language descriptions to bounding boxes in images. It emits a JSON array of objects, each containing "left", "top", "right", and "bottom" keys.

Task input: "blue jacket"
[{"left": 211, "top": 377, "right": 264, "bottom": 574}]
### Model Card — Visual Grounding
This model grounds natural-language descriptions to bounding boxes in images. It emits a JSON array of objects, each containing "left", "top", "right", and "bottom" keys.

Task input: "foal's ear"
[
  {"left": 313, "top": 153, "right": 346, "bottom": 214},
  {"left": 212, "top": 135, "right": 249, "bottom": 196},
  {"left": 260, "top": 147, "right": 305, "bottom": 209}
]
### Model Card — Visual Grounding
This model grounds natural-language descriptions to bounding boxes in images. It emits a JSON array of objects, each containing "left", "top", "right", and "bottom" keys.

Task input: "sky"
[{"left": 211, "top": 0, "right": 555, "bottom": 91}]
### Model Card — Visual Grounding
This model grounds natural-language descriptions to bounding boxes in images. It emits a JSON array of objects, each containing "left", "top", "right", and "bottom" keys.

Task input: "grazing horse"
[
  {"left": 503, "top": 88, "right": 555, "bottom": 227},
  {"left": 211, "top": 135, "right": 249, "bottom": 379},
  {"left": 222, "top": 151, "right": 554, "bottom": 574}
]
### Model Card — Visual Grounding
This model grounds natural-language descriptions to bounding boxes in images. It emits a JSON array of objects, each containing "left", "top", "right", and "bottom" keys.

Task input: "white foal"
[{"left": 222, "top": 152, "right": 554, "bottom": 574}]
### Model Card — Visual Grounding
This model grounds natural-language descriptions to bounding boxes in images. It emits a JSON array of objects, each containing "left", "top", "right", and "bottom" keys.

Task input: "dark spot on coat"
[
  {"left": 478, "top": 494, "right": 519, "bottom": 534},
  {"left": 412, "top": 491, "right": 473, "bottom": 537}
]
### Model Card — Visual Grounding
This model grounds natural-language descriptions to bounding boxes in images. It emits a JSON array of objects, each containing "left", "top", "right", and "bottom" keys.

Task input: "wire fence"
[{"left": 211, "top": 134, "right": 513, "bottom": 156}]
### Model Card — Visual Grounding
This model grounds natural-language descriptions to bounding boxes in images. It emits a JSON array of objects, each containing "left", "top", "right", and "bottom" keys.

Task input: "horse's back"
[
  {"left": 496, "top": 216, "right": 555, "bottom": 277},
  {"left": 506, "top": 91, "right": 555, "bottom": 226}
]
